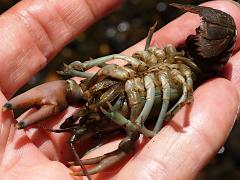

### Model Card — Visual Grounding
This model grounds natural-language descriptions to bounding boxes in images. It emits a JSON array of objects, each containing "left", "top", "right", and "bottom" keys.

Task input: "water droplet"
[
  {"left": 156, "top": 2, "right": 167, "bottom": 13},
  {"left": 117, "top": 21, "right": 130, "bottom": 32}
]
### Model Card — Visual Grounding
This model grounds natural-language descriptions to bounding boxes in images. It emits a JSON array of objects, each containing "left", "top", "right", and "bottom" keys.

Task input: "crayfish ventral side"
[{"left": 2, "top": 3, "right": 237, "bottom": 179}]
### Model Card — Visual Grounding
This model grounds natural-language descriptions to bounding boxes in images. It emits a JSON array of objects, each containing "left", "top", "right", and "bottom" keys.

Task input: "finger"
[
  {"left": 222, "top": 50, "right": 240, "bottom": 118},
  {"left": 0, "top": 0, "right": 123, "bottom": 98},
  {"left": 4, "top": 161, "right": 73, "bottom": 180},
  {"left": 0, "top": 122, "right": 72, "bottom": 179},
  {"left": 224, "top": 52, "right": 240, "bottom": 88},
  {"left": 0, "top": 90, "right": 49, "bottom": 167},
  {"left": 0, "top": 92, "right": 13, "bottom": 163},
  {"left": 116, "top": 78, "right": 239, "bottom": 179}
]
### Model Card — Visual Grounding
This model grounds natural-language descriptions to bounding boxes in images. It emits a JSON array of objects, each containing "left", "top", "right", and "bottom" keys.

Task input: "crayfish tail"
[
  {"left": 171, "top": 3, "right": 236, "bottom": 75},
  {"left": 170, "top": 3, "right": 236, "bottom": 30},
  {"left": 170, "top": 3, "right": 201, "bottom": 14}
]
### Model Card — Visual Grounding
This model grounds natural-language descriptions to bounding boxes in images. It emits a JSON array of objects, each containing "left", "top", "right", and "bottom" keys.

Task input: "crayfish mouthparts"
[{"left": 2, "top": 3, "right": 236, "bottom": 178}]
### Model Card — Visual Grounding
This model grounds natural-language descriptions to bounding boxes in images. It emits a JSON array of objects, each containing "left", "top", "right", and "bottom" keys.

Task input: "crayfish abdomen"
[{"left": 2, "top": 3, "right": 237, "bottom": 179}]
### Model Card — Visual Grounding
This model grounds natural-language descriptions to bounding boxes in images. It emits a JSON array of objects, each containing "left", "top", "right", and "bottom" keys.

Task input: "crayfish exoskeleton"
[{"left": 2, "top": 3, "right": 237, "bottom": 179}]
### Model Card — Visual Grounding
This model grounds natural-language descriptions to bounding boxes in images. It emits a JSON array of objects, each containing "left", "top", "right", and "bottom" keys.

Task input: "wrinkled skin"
[{"left": 0, "top": 1, "right": 240, "bottom": 180}]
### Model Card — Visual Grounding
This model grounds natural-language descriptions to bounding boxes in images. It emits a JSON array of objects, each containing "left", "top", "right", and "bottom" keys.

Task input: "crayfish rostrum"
[{"left": 2, "top": 3, "right": 237, "bottom": 179}]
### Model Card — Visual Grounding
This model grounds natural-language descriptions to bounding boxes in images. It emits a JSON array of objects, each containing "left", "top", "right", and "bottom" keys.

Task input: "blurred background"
[{"left": 0, "top": 0, "right": 239, "bottom": 179}]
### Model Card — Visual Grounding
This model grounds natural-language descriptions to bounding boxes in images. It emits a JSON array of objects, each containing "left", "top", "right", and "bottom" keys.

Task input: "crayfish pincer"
[{"left": 2, "top": 3, "right": 236, "bottom": 179}]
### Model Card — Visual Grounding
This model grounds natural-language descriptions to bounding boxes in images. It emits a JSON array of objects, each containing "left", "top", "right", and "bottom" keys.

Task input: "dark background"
[{"left": 1, "top": 0, "right": 240, "bottom": 179}]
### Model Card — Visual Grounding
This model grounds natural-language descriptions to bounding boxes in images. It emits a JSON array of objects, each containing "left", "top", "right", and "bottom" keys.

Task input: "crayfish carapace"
[{"left": 2, "top": 3, "right": 237, "bottom": 179}]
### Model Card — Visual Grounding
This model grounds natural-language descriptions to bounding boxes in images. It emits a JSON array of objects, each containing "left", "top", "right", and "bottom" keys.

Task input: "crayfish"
[{"left": 2, "top": 3, "right": 237, "bottom": 179}]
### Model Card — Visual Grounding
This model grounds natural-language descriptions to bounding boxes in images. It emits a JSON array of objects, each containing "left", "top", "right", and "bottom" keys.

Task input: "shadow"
[
  {"left": 220, "top": 61, "right": 233, "bottom": 80},
  {"left": 167, "top": 102, "right": 193, "bottom": 133},
  {"left": 14, "top": 133, "right": 31, "bottom": 149},
  {"left": 130, "top": 136, "right": 150, "bottom": 159},
  {"left": 183, "top": 103, "right": 193, "bottom": 127},
  {"left": 168, "top": 120, "right": 185, "bottom": 132}
]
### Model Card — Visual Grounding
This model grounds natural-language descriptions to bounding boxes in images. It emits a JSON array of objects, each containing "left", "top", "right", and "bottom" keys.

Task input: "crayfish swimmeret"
[{"left": 2, "top": 3, "right": 237, "bottom": 179}]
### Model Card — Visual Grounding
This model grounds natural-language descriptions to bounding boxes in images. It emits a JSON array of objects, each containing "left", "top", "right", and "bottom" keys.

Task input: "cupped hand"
[{"left": 0, "top": 1, "right": 240, "bottom": 180}]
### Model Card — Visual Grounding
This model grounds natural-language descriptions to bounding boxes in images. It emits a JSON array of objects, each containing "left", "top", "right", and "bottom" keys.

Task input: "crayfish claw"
[
  {"left": 3, "top": 80, "right": 83, "bottom": 129},
  {"left": 16, "top": 105, "right": 57, "bottom": 129},
  {"left": 2, "top": 102, "right": 13, "bottom": 111},
  {"left": 3, "top": 81, "right": 69, "bottom": 111}
]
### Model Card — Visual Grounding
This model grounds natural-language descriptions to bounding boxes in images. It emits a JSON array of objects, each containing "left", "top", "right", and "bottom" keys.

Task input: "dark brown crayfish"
[{"left": 2, "top": 3, "right": 237, "bottom": 179}]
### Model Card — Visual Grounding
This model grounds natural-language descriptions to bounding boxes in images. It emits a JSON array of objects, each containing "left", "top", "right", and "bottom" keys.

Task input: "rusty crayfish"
[{"left": 2, "top": 3, "right": 237, "bottom": 179}]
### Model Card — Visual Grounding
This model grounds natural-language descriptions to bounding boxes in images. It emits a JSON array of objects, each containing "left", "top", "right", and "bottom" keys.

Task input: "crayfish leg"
[
  {"left": 70, "top": 143, "right": 91, "bottom": 179},
  {"left": 125, "top": 78, "right": 144, "bottom": 122},
  {"left": 134, "top": 75, "right": 156, "bottom": 137},
  {"left": 70, "top": 132, "right": 139, "bottom": 176},
  {"left": 144, "top": 21, "right": 157, "bottom": 50},
  {"left": 165, "top": 69, "right": 190, "bottom": 120},
  {"left": 57, "top": 66, "right": 94, "bottom": 78},
  {"left": 71, "top": 151, "right": 127, "bottom": 176},
  {"left": 153, "top": 72, "right": 170, "bottom": 133}
]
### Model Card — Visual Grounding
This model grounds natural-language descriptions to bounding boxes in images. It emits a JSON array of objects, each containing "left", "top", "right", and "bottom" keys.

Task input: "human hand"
[{"left": 0, "top": 1, "right": 240, "bottom": 180}]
